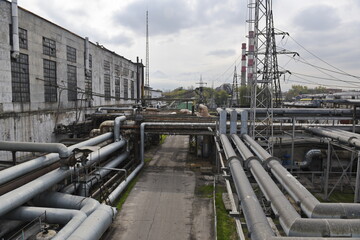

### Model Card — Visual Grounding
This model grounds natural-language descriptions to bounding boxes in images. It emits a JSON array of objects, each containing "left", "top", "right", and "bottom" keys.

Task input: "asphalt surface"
[{"left": 106, "top": 135, "right": 213, "bottom": 240}]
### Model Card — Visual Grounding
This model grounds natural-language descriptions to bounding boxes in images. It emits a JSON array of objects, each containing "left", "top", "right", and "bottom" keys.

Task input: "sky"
[{"left": 17, "top": 0, "right": 360, "bottom": 92}]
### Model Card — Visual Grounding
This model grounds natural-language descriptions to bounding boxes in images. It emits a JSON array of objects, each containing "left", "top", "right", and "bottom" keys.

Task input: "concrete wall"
[{"left": 0, "top": 0, "right": 144, "bottom": 160}]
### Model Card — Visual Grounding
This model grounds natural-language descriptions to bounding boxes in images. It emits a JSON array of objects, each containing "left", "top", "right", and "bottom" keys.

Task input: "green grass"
[
  {"left": 144, "top": 157, "right": 152, "bottom": 163},
  {"left": 159, "top": 135, "right": 167, "bottom": 144},
  {"left": 315, "top": 191, "right": 354, "bottom": 203},
  {"left": 215, "top": 185, "right": 238, "bottom": 240},
  {"left": 115, "top": 175, "right": 141, "bottom": 211},
  {"left": 196, "top": 184, "right": 214, "bottom": 198}
]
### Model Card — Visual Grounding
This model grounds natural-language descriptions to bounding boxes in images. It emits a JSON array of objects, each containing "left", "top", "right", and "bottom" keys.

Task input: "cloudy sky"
[{"left": 18, "top": 0, "right": 360, "bottom": 91}]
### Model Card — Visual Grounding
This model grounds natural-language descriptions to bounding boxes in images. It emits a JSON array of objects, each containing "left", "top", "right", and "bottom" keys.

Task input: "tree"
[{"left": 215, "top": 90, "right": 229, "bottom": 106}]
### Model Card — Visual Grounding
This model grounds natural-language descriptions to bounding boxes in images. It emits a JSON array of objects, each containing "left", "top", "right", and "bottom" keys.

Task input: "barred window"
[
  {"left": 104, "top": 60, "right": 110, "bottom": 72},
  {"left": 11, "top": 53, "right": 30, "bottom": 102},
  {"left": 115, "top": 76, "right": 120, "bottom": 100},
  {"left": 66, "top": 46, "right": 76, "bottom": 63},
  {"left": 115, "top": 64, "right": 120, "bottom": 76},
  {"left": 85, "top": 54, "right": 92, "bottom": 100},
  {"left": 104, "top": 73, "right": 111, "bottom": 101},
  {"left": 130, "top": 80, "right": 135, "bottom": 99},
  {"left": 89, "top": 54, "right": 92, "bottom": 68},
  {"left": 67, "top": 65, "right": 77, "bottom": 101},
  {"left": 124, "top": 78, "right": 128, "bottom": 100},
  {"left": 43, "top": 37, "right": 56, "bottom": 57},
  {"left": 19, "top": 28, "right": 28, "bottom": 49},
  {"left": 43, "top": 59, "right": 57, "bottom": 102}
]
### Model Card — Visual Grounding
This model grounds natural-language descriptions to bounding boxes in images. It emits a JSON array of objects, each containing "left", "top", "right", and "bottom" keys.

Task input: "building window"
[
  {"left": 124, "top": 79, "right": 128, "bottom": 100},
  {"left": 131, "top": 80, "right": 134, "bottom": 99},
  {"left": 131, "top": 70, "right": 134, "bottom": 79},
  {"left": 115, "top": 64, "right": 120, "bottom": 76},
  {"left": 115, "top": 76, "right": 120, "bottom": 100},
  {"left": 104, "top": 60, "right": 110, "bottom": 72},
  {"left": 43, "top": 37, "right": 56, "bottom": 57},
  {"left": 104, "top": 74, "right": 111, "bottom": 101},
  {"left": 19, "top": 28, "right": 28, "bottom": 49},
  {"left": 66, "top": 46, "right": 76, "bottom": 63},
  {"left": 43, "top": 59, "right": 57, "bottom": 102},
  {"left": 85, "top": 54, "right": 92, "bottom": 100},
  {"left": 67, "top": 65, "right": 77, "bottom": 101},
  {"left": 11, "top": 53, "right": 30, "bottom": 102}
]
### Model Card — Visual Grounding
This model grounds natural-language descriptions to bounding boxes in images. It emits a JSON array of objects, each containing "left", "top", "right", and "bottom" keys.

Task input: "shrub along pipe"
[
  {"left": 0, "top": 132, "right": 113, "bottom": 186},
  {"left": 242, "top": 133, "right": 360, "bottom": 219},
  {"left": 3, "top": 206, "right": 87, "bottom": 240},
  {"left": 231, "top": 135, "right": 360, "bottom": 237}
]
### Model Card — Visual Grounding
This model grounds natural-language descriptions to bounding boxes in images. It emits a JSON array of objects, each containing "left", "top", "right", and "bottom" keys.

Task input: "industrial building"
[{"left": 0, "top": 0, "right": 144, "bottom": 160}]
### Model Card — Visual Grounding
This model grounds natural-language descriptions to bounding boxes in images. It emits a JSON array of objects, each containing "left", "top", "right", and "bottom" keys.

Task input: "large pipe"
[
  {"left": 114, "top": 116, "right": 126, "bottom": 142},
  {"left": 32, "top": 191, "right": 100, "bottom": 216},
  {"left": 3, "top": 206, "right": 87, "bottom": 240},
  {"left": 67, "top": 204, "right": 116, "bottom": 240},
  {"left": 84, "top": 37, "right": 90, "bottom": 76},
  {"left": 0, "top": 132, "right": 113, "bottom": 186},
  {"left": 11, "top": 0, "right": 19, "bottom": 59},
  {"left": 306, "top": 127, "right": 360, "bottom": 149},
  {"left": 231, "top": 135, "right": 360, "bottom": 237},
  {"left": 0, "top": 168, "right": 71, "bottom": 217},
  {"left": 84, "top": 139, "right": 126, "bottom": 167},
  {"left": 242, "top": 133, "right": 360, "bottom": 219},
  {"left": 0, "top": 142, "right": 70, "bottom": 158}
]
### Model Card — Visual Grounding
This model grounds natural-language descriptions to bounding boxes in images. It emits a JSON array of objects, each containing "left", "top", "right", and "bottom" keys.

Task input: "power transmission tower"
[
  {"left": 230, "top": 66, "right": 239, "bottom": 107},
  {"left": 247, "top": 0, "right": 281, "bottom": 153},
  {"left": 195, "top": 75, "right": 207, "bottom": 104},
  {"left": 145, "top": 11, "right": 150, "bottom": 98}
]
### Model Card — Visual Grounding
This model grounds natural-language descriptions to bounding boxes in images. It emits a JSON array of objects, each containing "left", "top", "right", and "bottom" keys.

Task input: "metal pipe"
[
  {"left": 306, "top": 127, "right": 360, "bottom": 149},
  {"left": 67, "top": 204, "right": 116, "bottom": 240},
  {"left": 300, "top": 149, "right": 322, "bottom": 168},
  {"left": 32, "top": 191, "right": 100, "bottom": 216},
  {"left": 114, "top": 116, "right": 126, "bottom": 142},
  {"left": 242, "top": 133, "right": 360, "bottom": 219},
  {"left": 97, "top": 107, "right": 137, "bottom": 115},
  {"left": 0, "top": 168, "right": 71, "bottom": 217},
  {"left": 85, "top": 140, "right": 126, "bottom": 167},
  {"left": 84, "top": 37, "right": 90, "bottom": 76},
  {"left": 11, "top": 0, "right": 19, "bottom": 59},
  {"left": 3, "top": 206, "right": 87, "bottom": 240},
  {"left": 0, "top": 141, "right": 70, "bottom": 158},
  {"left": 0, "top": 132, "right": 113, "bottom": 186},
  {"left": 79, "top": 151, "right": 129, "bottom": 196}
]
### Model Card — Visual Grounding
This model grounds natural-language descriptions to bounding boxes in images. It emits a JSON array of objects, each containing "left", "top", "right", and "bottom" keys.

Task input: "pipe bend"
[
  {"left": 312, "top": 203, "right": 360, "bottom": 219},
  {"left": 0, "top": 141, "right": 70, "bottom": 158}
]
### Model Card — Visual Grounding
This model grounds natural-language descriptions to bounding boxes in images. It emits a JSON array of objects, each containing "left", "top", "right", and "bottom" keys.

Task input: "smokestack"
[
  {"left": 241, "top": 43, "right": 247, "bottom": 86},
  {"left": 247, "top": 31, "right": 255, "bottom": 85},
  {"left": 11, "top": 0, "right": 19, "bottom": 59}
]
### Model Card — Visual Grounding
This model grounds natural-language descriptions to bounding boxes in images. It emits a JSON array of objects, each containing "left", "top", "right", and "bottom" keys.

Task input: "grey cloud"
[
  {"left": 293, "top": 5, "right": 340, "bottom": 31},
  {"left": 207, "top": 49, "right": 235, "bottom": 58},
  {"left": 152, "top": 70, "right": 168, "bottom": 79},
  {"left": 105, "top": 34, "right": 134, "bottom": 47},
  {"left": 112, "top": 0, "right": 245, "bottom": 36}
]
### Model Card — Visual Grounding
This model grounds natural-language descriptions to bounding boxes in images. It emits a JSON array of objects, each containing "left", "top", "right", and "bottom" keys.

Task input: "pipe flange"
[
  {"left": 244, "top": 156, "right": 261, "bottom": 169},
  {"left": 228, "top": 155, "right": 243, "bottom": 165},
  {"left": 348, "top": 136, "right": 358, "bottom": 146},
  {"left": 263, "top": 156, "right": 281, "bottom": 170}
]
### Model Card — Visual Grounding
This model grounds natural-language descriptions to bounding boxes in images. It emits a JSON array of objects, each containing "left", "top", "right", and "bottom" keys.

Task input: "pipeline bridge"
[{"left": 1, "top": 107, "right": 360, "bottom": 239}]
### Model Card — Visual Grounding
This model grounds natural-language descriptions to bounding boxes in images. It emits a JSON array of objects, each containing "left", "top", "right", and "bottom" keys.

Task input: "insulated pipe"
[
  {"left": 84, "top": 139, "right": 126, "bottom": 167},
  {"left": 235, "top": 109, "right": 248, "bottom": 134},
  {"left": 97, "top": 107, "right": 137, "bottom": 115},
  {"left": 236, "top": 108, "right": 358, "bottom": 117},
  {"left": 0, "top": 132, "right": 113, "bottom": 186},
  {"left": 242, "top": 134, "right": 360, "bottom": 219},
  {"left": 114, "top": 116, "right": 126, "bottom": 142},
  {"left": 0, "top": 168, "right": 71, "bottom": 217},
  {"left": 11, "top": 0, "right": 19, "bottom": 59},
  {"left": 79, "top": 151, "right": 129, "bottom": 196},
  {"left": 84, "top": 37, "right": 90, "bottom": 75},
  {"left": 231, "top": 134, "right": 255, "bottom": 162},
  {"left": 306, "top": 127, "right": 360, "bottom": 149},
  {"left": 221, "top": 137, "right": 275, "bottom": 239},
  {"left": 32, "top": 191, "right": 100, "bottom": 216},
  {"left": 67, "top": 204, "right": 116, "bottom": 240},
  {"left": 300, "top": 149, "right": 322, "bottom": 168},
  {"left": 3, "top": 206, "right": 87, "bottom": 240},
  {"left": 231, "top": 135, "right": 360, "bottom": 236},
  {"left": 0, "top": 141, "right": 70, "bottom": 158}
]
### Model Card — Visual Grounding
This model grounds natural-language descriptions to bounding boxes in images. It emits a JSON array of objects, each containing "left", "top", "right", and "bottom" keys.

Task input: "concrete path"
[{"left": 106, "top": 135, "right": 213, "bottom": 240}]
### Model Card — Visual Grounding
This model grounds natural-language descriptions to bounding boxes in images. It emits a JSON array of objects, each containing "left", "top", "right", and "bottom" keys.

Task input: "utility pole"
[
  {"left": 230, "top": 66, "right": 239, "bottom": 107},
  {"left": 195, "top": 75, "right": 207, "bottom": 104},
  {"left": 145, "top": 11, "right": 150, "bottom": 98},
  {"left": 247, "top": 0, "right": 281, "bottom": 153}
]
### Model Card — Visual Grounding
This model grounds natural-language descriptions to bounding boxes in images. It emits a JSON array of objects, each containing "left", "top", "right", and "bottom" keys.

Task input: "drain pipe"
[
  {"left": 232, "top": 134, "right": 360, "bottom": 237},
  {"left": 0, "top": 132, "right": 113, "bottom": 186},
  {"left": 67, "top": 204, "right": 116, "bottom": 240},
  {"left": 3, "top": 206, "right": 87, "bottom": 240},
  {"left": 220, "top": 134, "right": 275, "bottom": 240},
  {"left": 0, "top": 168, "right": 71, "bottom": 217},
  {"left": 0, "top": 141, "right": 70, "bottom": 158},
  {"left": 11, "top": 0, "right": 19, "bottom": 59},
  {"left": 242, "top": 133, "right": 360, "bottom": 219}
]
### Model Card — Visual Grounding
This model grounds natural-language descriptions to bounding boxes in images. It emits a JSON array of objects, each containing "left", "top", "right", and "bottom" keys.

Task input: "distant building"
[{"left": 0, "top": 0, "right": 144, "bottom": 160}]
